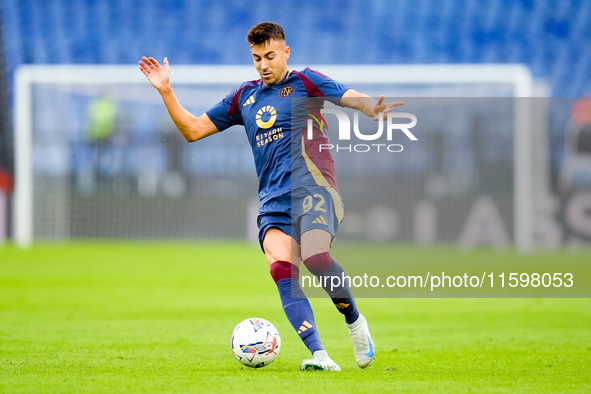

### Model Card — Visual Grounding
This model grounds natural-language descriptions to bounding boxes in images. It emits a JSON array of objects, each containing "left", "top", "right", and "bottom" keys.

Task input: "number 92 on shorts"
[{"left": 291, "top": 185, "right": 344, "bottom": 244}]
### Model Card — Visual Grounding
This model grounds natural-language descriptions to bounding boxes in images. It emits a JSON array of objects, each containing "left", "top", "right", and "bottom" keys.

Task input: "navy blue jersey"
[{"left": 206, "top": 68, "right": 350, "bottom": 214}]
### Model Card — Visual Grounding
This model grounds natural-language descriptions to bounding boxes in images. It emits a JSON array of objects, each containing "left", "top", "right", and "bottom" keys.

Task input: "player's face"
[{"left": 250, "top": 39, "right": 290, "bottom": 86}]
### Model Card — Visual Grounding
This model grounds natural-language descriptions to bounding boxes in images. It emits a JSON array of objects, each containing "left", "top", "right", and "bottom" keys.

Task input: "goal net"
[{"left": 14, "top": 64, "right": 545, "bottom": 251}]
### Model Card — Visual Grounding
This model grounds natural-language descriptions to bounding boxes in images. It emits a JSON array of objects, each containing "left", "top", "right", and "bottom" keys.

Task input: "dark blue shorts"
[{"left": 257, "top": 186, "right": 343, "bottom": 252}]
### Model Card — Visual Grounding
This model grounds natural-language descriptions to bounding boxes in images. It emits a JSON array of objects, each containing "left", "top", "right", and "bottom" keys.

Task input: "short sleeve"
[
  {"left": 205, "top": 87, "right": 245, "bottom": 132},
  {"left": 301, "top": 68, "right": 351, "bottom": 105}
]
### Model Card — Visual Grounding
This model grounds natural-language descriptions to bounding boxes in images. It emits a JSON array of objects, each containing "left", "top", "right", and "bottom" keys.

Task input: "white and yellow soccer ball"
[{"left": 231, "top": 318, "right": 281, "bottom": 368}]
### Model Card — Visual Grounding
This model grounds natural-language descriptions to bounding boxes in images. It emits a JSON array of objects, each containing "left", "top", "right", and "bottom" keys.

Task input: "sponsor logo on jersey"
[
  {"left": 256, "top": 128, "right": 284, "bottom": 147},
  {"left": 256, "top": 105, "right": 277, "bottom": 129}
]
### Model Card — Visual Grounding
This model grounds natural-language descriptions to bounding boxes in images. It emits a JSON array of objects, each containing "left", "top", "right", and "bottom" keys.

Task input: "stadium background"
[
  {"left": 0, "top": 0, "right": 591, "bottom": 247},
  {"left": 0, "top": 1, "right": 590, "bottom": 392}
]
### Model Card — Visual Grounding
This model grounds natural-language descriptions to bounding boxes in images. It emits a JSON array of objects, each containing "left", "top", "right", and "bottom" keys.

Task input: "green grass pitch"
[{"left": 1, "top": 242, "right": 590, "bottom": 393}]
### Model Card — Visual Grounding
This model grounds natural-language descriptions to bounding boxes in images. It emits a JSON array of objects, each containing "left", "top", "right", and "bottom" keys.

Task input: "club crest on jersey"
[
  {"left": 280, "top": 85, "right": 294, "bottom": 97},
  {"left": 256, "top": 105, "right": 277, "bottom": 129}
]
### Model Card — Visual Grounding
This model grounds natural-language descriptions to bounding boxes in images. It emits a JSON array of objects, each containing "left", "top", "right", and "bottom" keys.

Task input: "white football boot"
[
  {"left": 347, "top": 314, "right": 375, "bottom": 368},
  {"left": 300, "top": 350, "right": 341, "bottom": 371}
]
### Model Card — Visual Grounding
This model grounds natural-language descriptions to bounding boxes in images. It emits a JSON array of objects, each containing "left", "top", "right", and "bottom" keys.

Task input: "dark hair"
[{"left": 246, "top": 22, "right": 285, "bottom": 46}]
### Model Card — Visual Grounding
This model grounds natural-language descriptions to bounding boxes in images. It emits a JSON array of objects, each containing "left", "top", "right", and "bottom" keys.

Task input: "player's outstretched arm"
[
  {"left": 340, "top": 89, "right": 404, "bottom": 121},
  {"left": 139, "top": 56, "right": 218, "bottom": 142}
]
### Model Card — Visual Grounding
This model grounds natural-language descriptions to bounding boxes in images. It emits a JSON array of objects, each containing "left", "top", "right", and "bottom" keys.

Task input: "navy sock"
[
  {"left": 271, "top": 261, "right": 323, "bottom": 355},
  {"left": 304, "top": 253, "right": 360, "bottom": 324}
]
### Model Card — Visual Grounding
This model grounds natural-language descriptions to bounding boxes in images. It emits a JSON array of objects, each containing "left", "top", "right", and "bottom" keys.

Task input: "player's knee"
[
  {"left": 300, "top": 229, "right": 333, "bottom": 262},
  {"left": 303, "top": 252, "right": 334, "bottom": 276},
  {"left": 269, "top": 261, "right": 300, "bottom": 283}
]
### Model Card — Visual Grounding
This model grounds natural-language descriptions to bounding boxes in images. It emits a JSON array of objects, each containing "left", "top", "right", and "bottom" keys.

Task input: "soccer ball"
[{"left": 231, "top": 317, "right": 281, "bottom": 368}]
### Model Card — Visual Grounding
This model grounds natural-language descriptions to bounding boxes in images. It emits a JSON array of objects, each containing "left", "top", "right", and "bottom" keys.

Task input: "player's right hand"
[{"left": 139, "top": 56, "right": 170, "bottom": 91}]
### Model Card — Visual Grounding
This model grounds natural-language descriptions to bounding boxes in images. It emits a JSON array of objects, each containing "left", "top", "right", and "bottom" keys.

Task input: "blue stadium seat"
[{"left": 1, "top": 0, "right": 590, "bottom": 96}]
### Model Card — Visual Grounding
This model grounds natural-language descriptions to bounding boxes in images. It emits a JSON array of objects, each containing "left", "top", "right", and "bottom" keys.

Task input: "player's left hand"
[{"left": 373, "top": 95, "right": 404, "bottom": 121}]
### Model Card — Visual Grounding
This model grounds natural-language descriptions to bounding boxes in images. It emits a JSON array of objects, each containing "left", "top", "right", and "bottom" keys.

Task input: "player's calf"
[
  {"left": 270, "top": 261, "right": 324, "bottom": 355},
  {"left": 303, "top": 252, "right": 360, "bottom": 324}
]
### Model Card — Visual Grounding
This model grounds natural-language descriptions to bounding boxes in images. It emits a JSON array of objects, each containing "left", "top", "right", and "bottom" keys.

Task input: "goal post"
[{"left": 13, "top": 64, "right": 536, "bottom": 251}]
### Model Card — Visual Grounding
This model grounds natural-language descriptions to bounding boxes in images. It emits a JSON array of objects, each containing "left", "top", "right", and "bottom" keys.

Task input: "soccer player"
[{"left": 139, "top": 22, "right": 403, "bottom": 371}]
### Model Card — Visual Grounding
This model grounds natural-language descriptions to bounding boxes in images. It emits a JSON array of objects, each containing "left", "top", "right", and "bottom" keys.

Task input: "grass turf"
[{"left": 0, "top": 242, "right": 590, "bottom": 393}]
